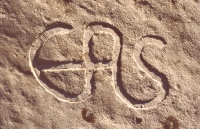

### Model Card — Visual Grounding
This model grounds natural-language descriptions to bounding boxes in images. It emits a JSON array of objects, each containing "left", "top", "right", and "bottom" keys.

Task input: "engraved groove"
[
  {"left": 29, "top": 23, "right": 91, "bottom": 102},
  {"left": 127, "top": 35, "right": 169, "bottom": 108},
  {"left": 29, "top": 22, "right": 169, "bottom": 109},
  {"left": 140, "top": 52, "right": 170, "bottom": 99},
  {"left": 29, "top": 22, "right": 124, "bottom": 103}
]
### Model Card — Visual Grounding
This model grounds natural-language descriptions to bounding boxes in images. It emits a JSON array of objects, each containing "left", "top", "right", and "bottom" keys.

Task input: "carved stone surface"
[{"left": 1, "top": 0, "right": 200, "bottom": 128}]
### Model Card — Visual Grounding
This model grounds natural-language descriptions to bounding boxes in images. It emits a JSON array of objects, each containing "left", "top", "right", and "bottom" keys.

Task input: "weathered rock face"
[{"left": 0, "top": 0, "right": 200, "bottom": 128}]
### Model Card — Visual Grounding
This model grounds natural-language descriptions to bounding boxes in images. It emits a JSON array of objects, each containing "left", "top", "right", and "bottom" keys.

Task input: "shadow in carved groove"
[
  {"left": 142, "top": 35, "right": 168, "bottom": 45},
  {"left": 45, "top": 22, "right": 73, "bottom": 31},
  {"left": 31, "top": 21, "right": 170, "bottom": 105},
  {"left": 39, "top": 72, "right": 78, "bottom": 98},
  {"left": 32, "top": 52, "right": 83, "bottom": 71},
  {"left": 140, "top": 35, "right": 170, "bottom": 98},
  {"left": 140, "top": 52, "right": 170, "bottom": 98},
  {"left": 118, "top": 35, "right": 170, "bottom": 106},
  {"left": 31, "top": 22, "right": 85, "bottom": 99},
  {"left": 88, "top": 22, "right": 156, "bottom": 105},
  {"left": 117, "top": 56, "right": 154, "bottom": 105},
  {"left": 37, "top": 21, "right": 73, "bottom": 38}
]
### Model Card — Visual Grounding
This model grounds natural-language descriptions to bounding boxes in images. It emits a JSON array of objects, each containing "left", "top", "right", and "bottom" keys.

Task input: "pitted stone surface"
[
  {"left": 91, "top": 32, "right": 114, "bottom": 61},
  {"left": 37, "top": 30, "right": 83, "bottom": 63},
  {"left": 41, "top": 69, "right": 86, "bottom": 95},
  {"left": 1, "top": 0, "right": 200, "bottom": 128}
]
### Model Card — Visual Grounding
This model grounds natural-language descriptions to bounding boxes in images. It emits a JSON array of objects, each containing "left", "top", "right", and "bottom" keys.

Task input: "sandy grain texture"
[{"left": 0, "top": 0, "right": 200, "bottom": 128}]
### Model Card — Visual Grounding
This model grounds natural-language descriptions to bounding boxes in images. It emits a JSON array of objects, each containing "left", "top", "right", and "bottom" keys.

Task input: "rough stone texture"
[
  {"left": 41, "top": 70, "right": 86, "bottom": 95},
  {"left": 122, "top": 70, "right": 161, "bottom": 101},
  {"left": 91, "top": 32, "right": 114, "bottom": 62},
  {"left": 0, "top": 0, "right": 200, "bottom": 129},
  {"left": 37, "top": 29, "right": 84, "bottom": 63}
]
